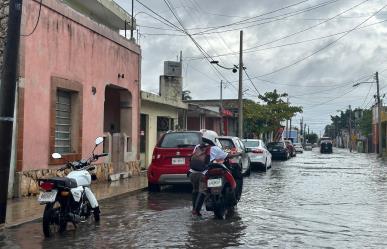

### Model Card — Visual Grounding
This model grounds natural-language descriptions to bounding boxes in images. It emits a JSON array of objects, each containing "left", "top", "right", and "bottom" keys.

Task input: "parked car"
[
  {"left": 293, "top": 142, "right": 304, "bottom": 153},
  {"left": 242, "top": 139, "right": 272, "bottom": 171},
  {"left": 267, "top": 141, "right": 290, "bottom": 160},
  {"left": 304, "top": 143, "right": 313, "bottom": 151},
  {"left": 218, "top": 136, "right": 251, "bottom": 176},
  {"left": 147, "top": 130, "right": 221, "bottom": 191},
  {"left": 284, "top": 140, "right": 296, "bottom": 157},
  {"left": 320, "top": 139, "right": 333, "bottom": 153}
]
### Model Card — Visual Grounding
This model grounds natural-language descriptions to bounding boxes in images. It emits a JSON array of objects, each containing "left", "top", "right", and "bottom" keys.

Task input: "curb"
[{"left": 5, "top": 185, "right": 148, "bottom": 229}]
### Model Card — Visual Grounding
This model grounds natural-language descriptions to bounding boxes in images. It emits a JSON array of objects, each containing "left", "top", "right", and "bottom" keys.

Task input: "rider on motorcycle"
[
  {"left": 189, "top": 129, "right": 218, "bottom": 216},
  {"left": 189, "top": 129, "right": 241, "bottom": 217}
]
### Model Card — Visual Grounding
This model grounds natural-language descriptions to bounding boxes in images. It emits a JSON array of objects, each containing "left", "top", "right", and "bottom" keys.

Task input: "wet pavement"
[
  {"left": 2, "top": 148, "right": 387, "bottom": 248},
  {"left": 5, "top": 175, "right": 148, "bottom": 227}
]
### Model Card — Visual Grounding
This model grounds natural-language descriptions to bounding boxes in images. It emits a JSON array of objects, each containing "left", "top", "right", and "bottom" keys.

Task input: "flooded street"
[{"left": 2, "top": 148, "right": 387, "bottom": 248}]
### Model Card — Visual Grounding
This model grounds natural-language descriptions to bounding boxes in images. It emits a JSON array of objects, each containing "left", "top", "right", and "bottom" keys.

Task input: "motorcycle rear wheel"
[
  {"left": 42, "top": 201, "right": 66, "bottom": 237},
  {"left": 214, "top": 205, "right": 226, "bottom": 220}
]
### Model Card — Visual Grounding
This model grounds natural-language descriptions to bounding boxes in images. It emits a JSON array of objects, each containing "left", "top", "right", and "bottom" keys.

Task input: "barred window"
[{"left": 55, "top": 90, "right": 72, "bottom": 154}]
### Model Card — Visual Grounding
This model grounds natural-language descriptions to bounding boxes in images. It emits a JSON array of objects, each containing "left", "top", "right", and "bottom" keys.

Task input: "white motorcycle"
[{"left": 38, "top": 137, "right": 107, "bottom": 237}]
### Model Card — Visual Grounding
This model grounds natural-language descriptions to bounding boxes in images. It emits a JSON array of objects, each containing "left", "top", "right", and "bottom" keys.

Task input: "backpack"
[{"left": 189, "top": 145, "right": 210, "bottom": 172}]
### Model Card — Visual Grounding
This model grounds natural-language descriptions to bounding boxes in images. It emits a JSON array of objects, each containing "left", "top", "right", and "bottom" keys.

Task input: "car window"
[
  {"left": 214, "top": 138, "right": 223, "bottom": 148},
  {"left": 159, "top": 132, "right": 200, "bottom": 148},
  {"left": 236, "top": 139, "right": 245, "bottom": 150},
  {"left": 243, "top": 140, "right": 260, "bottom": 147},
  {"left": 267, "top": 142, "right": 284, "bottom": 149},
  {"left": 219, "top": 139, "right": 235, "bottom": 150}
]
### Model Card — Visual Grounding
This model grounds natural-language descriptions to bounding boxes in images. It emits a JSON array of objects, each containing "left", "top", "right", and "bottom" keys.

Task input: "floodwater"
[{"left": 1, "top": 148, "right": 387, "bottom": 248}]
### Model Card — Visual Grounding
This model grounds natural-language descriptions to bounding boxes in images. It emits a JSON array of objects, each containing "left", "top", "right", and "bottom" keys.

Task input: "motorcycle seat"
[{"left": 47, "top": 177, "right": 78, "bottom": 188}]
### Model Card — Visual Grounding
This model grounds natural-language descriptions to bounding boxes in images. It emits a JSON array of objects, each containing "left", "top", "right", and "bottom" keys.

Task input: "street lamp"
[
  {"left": 210, "top": 60, "right": 238, "bottom": 73},
  {"left": 353, "top": 72, "right": 382, "bottom": 156}
]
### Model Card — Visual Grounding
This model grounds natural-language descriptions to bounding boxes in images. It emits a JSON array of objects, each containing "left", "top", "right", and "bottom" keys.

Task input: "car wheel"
[
  {"left": 243, "top": 165, "right": 251, "bottom": 177},
  {"left": 148, "top": 182, "right": 160, "bottom": 192}
]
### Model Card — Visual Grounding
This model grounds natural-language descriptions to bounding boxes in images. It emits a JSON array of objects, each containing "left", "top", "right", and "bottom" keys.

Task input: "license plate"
[
  {"left": 172, "top": 158, "right": 185, "bottom": 165},
  {"left": 38, "top": 190, "right": 57, "bottom": 203},
  {"left": 207, "top": 178, "right": 222, "bottom": 187},
  {"left": 273, "top": 149, "right": 278, "bottom": 151}
]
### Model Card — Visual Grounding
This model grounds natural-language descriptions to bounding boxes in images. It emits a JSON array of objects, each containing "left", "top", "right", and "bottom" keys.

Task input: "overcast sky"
[{"left": 114, "top": 0, "right": 387, "bottom": 135}]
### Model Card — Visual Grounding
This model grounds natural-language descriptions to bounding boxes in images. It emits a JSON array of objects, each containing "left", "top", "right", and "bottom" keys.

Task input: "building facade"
[
  {"left": 10, "top": 0, "right": 141, "bottom": 197},
  {"left": 140, "top": 59, "right": 188, "bottom": 168}
]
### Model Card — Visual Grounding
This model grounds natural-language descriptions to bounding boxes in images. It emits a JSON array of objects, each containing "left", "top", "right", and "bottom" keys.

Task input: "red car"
[
  {"left": 147, "top": 131, "right": 205, "bottom": 191},
  {"left": 284, "top": 140, "right": 296, "bottom": 157}
]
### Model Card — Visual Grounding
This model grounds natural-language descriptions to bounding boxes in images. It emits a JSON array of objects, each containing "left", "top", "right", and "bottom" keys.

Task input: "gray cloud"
[{"left": 115, "top": 0, "right": 387, "bottom": 134}]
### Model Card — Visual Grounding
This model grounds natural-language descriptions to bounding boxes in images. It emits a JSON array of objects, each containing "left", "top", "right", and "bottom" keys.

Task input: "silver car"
[
  {"left": 242, "top": 139, "right": 272, "bottom": 171},
  {"left": 293, "top": 143, "right": 304, "bottom": 153}
]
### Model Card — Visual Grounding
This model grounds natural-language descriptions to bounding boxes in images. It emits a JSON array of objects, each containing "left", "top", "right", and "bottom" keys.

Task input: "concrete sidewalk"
[{"left": 5, "top": 175, "right": 148, "bottom": 227}]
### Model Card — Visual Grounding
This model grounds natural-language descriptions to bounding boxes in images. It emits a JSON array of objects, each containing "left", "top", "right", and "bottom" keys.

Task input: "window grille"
[{"left": 55, "top": 90, "right": 72, "bottom": 154}]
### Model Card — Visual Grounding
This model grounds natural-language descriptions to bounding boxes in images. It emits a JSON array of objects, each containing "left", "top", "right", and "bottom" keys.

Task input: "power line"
[
  {"left": 161, "top": 0, "right": 238, "bottom": 93},
  {"left": 243, "top": 68, "right": 261, "bottom": 96},
  {"left": 243, "top": 0, "right": 370, "bottom": 53},
  {"left": 193, "top": 0, "right": 339, "bottom": 36},
  {"left": 290, "top": 73, "right": 376, "bottom": 98},
  {"left": 21, "top": 0, "right": 43, "bottom": 37},
  {"left": 186, "top": 19, "right": 387, "bottom": 60},
  {"left": 192, "top": 0, "right": 313, "bottom": 35},
  {"left": 250, "top": 2, "right": 386, "bottom": 79}
]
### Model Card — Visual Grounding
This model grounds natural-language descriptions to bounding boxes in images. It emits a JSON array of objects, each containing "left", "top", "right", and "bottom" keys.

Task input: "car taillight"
[
  {"left": 207, "top": 168, "right": 225, "bottom": 176},
  {"left": 151, "top": 148, "right": 161, "bottom": 161},
  {"left": 252, "top": 149, "right": 264, "bottom": 153},
  {"left": 40, "top": 182, "right": 54, "bottom": 191},
  {"left": 60, "top": 191, "right": 70, "bottom": 197}
]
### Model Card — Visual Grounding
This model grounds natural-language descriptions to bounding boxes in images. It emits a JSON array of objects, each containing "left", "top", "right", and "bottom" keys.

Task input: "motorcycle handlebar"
[{"left": 94, "top": 153, "right": 109, "bottom": 159}]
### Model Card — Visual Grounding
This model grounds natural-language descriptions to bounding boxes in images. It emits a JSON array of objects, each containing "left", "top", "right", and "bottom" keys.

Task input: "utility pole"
[
  {"left": 0, "top": 0, "right": 23, "bottom": 226},
  {"left": 130, "top": 0, "right": 134, "bottom": 40},
  {"left": 376, "top": 72, "right": 382, "bottom": 157},
  {"left": 286, "top": 98, "right": 289, "bottom": 139},
  {"left": 238, "top": 30, "right": 243, "bottom": 138},
  {"left": 349, "top": 105, "right": 352, "bottom": 152},
  {"left": 288, "top": 118, "right": 293, "bottom": 142},
  {"left": 220, "top": 80, "right": 224, "bottom": 135},
  {"left": 300, "top": 118, "right": 304, "bottom": 145},
  {"left": 304, "top": 123, "right": 307, "bottom": 143}
]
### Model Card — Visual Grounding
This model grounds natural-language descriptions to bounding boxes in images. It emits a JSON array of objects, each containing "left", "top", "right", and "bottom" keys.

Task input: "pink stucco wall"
[{"left": 19, "top": 0, "right": 141, "bottom": 170}]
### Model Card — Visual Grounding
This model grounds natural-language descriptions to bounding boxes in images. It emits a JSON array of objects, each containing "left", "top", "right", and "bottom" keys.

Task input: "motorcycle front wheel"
[
  {"left": 42, "top": 201, "right": 66, "bottom": 237},
  {"left": 82, "top": 199, "right": 100, "bottom": 222}
]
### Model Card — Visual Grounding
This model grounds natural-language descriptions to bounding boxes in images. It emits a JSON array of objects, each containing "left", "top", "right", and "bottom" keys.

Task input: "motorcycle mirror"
[
  {"left": 52, "top": 153, "right": 62, "bottom": 159},
  {"left": 95, "top": 137, "right": 103, "bottom": 146}
]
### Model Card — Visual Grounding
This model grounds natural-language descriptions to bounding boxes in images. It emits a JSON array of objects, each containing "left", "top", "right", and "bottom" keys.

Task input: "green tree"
[
  {"left": 358, "top": 109, "right": 372, "bottom": 136},
  {"left": 305, "top": 133, "right": 318, "bottom": 144},
  {"left": 244, "top": 89, "right": 303, "bottom": 137}
]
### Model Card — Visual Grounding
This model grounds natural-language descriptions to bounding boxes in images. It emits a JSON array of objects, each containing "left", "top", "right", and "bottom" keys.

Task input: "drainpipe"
[{"left": 0, "top": 0, "right": 23, "bottom": 225}]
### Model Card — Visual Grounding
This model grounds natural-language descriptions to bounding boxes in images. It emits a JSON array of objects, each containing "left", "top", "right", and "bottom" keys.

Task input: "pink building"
[{"left": 11, "top": 0, "right": 141, "bottom": 197}]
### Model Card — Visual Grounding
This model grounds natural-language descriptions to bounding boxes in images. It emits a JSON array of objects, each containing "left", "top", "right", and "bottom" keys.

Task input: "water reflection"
[
  {"left": 186, "top": 213, "right": 246, "bottom": 249},
  {"left": 2, "top": 149, "right": 387, "bottom": 248}
]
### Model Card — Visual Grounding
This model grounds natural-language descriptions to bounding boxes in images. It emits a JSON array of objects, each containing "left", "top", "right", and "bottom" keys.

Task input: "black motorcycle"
[{"left": 204, "top": 162, "right": 241, "bottom": 219}]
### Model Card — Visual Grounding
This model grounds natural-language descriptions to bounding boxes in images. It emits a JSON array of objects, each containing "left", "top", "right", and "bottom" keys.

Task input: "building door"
[
  {"left": 140, "top": 114, "right": 148, "bottom": 168},
  {"left": 104, "top": 85, "right": 132, "bottom": 177}
]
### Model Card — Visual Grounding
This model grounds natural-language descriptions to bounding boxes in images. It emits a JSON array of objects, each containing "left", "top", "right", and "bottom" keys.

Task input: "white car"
[
  {"left": 242, "top": 139, "right": 272, "bottom": 171},
  {"left": 293, "top": 143, "right": 304, "bottom": 153}
]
